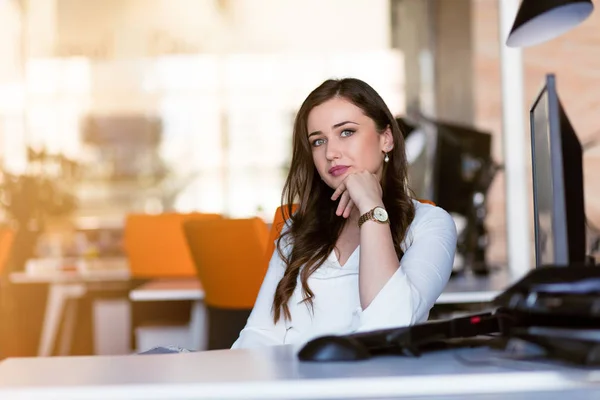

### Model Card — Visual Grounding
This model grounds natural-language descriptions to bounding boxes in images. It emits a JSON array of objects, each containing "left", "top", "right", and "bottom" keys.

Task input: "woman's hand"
[{"left": 331, "top": 171, "right": 384, "bottom": 218}]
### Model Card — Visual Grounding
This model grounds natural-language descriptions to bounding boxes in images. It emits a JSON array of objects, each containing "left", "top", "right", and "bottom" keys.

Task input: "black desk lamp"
[{"left": 506, "top": 0, "right": 594, "bottom": 47}]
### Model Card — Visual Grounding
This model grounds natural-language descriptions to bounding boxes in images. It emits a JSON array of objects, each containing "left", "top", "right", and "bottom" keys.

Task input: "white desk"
[
  {"left": 10, "top": 259, "right": 130, "bottom": 284},
  {"left": 130, "top": 269, "right": 515, "bottom": 308},
  {"left": 0, "top": 345, "right": 598, "bottom": 399},
  {"left": 129, "top": 278, "right": 203, "bottom": 302},
  {"left": 437, "top": 268, "right": 515, "bottom": 305},
  {"left": 10, "top": 258, "right": 131, "bottom": 357},
  {"left": 129, "top": 278, "right": 206, "bottom": 351}
]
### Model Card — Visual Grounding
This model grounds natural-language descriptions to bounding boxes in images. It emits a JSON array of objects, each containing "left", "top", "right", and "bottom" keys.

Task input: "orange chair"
[
  {"left": 0, "top": 227, "right": 15, "bottom": 276},
  {"left": 123, "top": 213, "right": 222, "bottom": 278},
  {"left": 183, "top": 217, "right": 269, "bottom": 349},
  {"left": 418, "top": 199, "right": 436, "bottom": 206}
]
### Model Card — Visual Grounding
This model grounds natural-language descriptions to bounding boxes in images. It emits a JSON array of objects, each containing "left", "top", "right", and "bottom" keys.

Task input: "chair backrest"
[
  {"left": 183, "top": 217, "right": 269, "bottom": 309},
  {"left": 264, "top": 204, "right": 299, "bottom": 266},
  {"left": 0, "top": 227, "right": 15, "bottom": 276},
  {"left": 418, "top": 199, "right": 436, "bottom": 206},
  {"left": 124, "top": 212, "right": 222, "bottom": 278},
  {"left": 184, "top": 217, "right": 269, "bottom": 350}
]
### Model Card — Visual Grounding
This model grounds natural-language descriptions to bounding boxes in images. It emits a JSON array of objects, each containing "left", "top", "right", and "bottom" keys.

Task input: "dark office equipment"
[
  {"left": 432, "top": 121, "right": 497, "bottom": 275},
  {"left": 299, "top": 267, "right": 600, "bottom": 364},
  {"left": 433, "top": 122, "right": 494, "bottom": 216},
  {"left": 494, "top": 265, "right": 600, "bottom": 307},
  {"left": 530, "top": 74, "right": 587, "bottom": 267},
  {"left": 397, "top": 116, "right": 495, "bottom": 214},
  {"left": 496, "top": 266, "right": 600, "bottom": 365},
  {"left": 298, "top": 335, "right": 370, "bottom": 361},
  {"left": 508, "top": 331, "right": 600, "bottom": 365},
  {"left": 397, "top": 115, "right": 498, "bottom": 275},
  {"left": 298, "top": 311, "right": 503, "bottom": 362}
]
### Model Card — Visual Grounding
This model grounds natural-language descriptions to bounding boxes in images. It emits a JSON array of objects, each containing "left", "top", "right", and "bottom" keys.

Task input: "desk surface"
[
  {"left": 129, "top": 278, "right": 204, "bottom": 301},
  {"left": 437, "top": 268, "right": 516, "bottom": 304},
  {"left": 126, "top": 269, "right": 518, "bottom": 306},
  {"left": 10, "top": 257, "right": 130, "bottom": 284},
  {"left": 0, "top": 345, "right": 598, "bottom": 399}
]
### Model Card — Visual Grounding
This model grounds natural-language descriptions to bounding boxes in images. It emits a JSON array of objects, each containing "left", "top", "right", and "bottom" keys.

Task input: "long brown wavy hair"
[{"left": 272, "top": 78, "right": 415, "bottom": 323}]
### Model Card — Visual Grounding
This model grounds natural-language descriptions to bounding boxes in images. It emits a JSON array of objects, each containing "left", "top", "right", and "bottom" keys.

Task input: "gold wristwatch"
[{"left": 358, "top": 206, "right": 389, "bottom": 228}]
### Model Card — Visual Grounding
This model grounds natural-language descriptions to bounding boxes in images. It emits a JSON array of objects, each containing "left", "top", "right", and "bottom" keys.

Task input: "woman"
[{"left": 232, "top": 78, "right": 457, "bottom": 348}]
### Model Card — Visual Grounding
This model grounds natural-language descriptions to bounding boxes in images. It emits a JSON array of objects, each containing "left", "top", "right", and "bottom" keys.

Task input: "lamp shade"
[{"left": 506, "top": 0, "right": 594, "bottom": 47}]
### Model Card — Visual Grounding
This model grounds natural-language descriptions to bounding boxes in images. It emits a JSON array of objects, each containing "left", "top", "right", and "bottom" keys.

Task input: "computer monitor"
[
  {"left": 530, "top": 74, "right": 586, "bottom": 267},
  {"left": 398, "top": 117, "right": 494, "bottom": 215},
  {"left": 399, "top": 116, "right": 496, "bottom": 274},
  {"left": 432, "top": 122, "right": 493, "bottom": 216}
]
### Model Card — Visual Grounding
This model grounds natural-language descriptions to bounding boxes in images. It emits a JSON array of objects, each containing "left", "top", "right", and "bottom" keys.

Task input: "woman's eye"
[
  {"left": 312, "top": 138, "right": 325, "bottom": 147},
  {"left": 341, "top": 129, "right": 355, "bottom": 137}
]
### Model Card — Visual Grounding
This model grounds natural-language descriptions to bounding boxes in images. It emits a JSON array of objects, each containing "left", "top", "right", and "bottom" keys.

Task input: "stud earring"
[{"left": 384, "top": 152, "right": 390, "bottom": 163}]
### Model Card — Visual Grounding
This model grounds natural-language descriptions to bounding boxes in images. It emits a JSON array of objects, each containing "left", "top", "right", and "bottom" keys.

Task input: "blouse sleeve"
[
  {"left": 231, "top": 236, "right": 290, "bottom": 348},
  {"left": 353, "top": 205, "right": 457, "bottom": 332}
]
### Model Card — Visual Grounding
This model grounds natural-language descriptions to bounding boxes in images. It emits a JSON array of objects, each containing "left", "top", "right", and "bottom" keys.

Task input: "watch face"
[{"left": 373, "top": 207, "right": 388, "bottom": 222}]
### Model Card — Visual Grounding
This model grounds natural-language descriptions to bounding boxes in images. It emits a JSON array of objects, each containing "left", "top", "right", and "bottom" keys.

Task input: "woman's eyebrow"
[{"left": 308, "top": 121, "right": 359, "bottom": 137}]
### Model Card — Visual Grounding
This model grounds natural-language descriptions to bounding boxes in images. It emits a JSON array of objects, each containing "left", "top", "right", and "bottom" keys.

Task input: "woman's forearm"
[{"left": 357, "top": 203, "right": 401, "bottom": 309}]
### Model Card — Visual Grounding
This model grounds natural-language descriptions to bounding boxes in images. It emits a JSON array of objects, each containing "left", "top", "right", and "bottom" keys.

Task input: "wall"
[
  {"left": 0, "top": 1, "right": 22, "bottom": 83},
  {"left": 52, "top": 0, "right": 391, "bottom": 58},
  {"left": 0, "top": 0, "right": 27, "bottom": 172},
  {"left": 392, "top": 0, "right": 474, "bottom": 123}
]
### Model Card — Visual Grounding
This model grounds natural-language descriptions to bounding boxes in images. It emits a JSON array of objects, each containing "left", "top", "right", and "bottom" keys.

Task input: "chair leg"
[{"left": 189, "top": 299, "right": 207, "bottom": 351}]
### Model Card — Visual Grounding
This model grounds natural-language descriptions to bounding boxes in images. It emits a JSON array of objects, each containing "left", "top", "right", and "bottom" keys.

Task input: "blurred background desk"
[
  {"left": 9, "top": 257, "right": 130, "bottom": 357},
  {"left": 129, "top": 278, "right": 206, "bottom": 352},
  {"left": 437, "top": 268, "right": 512, "bottom": 305}
]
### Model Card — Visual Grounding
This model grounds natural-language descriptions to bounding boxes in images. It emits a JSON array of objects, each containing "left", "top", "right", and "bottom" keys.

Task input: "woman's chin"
[
  {"left": 322, "top": 181, "right": 337, "bottom": 190},
  {"left": 322, "top": 175, "right": 343, "bottom": 189}
]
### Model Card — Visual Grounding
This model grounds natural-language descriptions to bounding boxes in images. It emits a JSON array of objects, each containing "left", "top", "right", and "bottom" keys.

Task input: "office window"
[{"left": 5, "top": 51, "right": 403, "bottom": 221}]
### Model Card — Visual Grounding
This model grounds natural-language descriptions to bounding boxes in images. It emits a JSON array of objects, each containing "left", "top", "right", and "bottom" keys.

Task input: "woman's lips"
[{"left": 328, "top": 166, "right": 349, "bottom": 177}]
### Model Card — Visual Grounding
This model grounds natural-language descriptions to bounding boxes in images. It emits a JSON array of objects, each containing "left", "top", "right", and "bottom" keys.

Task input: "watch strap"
[
  {"left": 358, "top": 209, "right": 374, "bottom": 228},
  {"left": 358, "top": 207, "right": 388, "bottom": 228}
]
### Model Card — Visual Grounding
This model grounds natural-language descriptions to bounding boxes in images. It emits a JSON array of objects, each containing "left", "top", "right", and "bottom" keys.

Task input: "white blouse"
[{"left": 231, "top": 200, "right": 458, "bottom": 349}]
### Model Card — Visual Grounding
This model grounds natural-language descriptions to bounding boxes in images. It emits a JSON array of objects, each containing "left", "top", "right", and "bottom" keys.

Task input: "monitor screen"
[
  {"left": 531, "top": 85, "right": 559, "bottom": 266},
  {"left": 530, "top": 74, "right": 586, "bottom": 267}
]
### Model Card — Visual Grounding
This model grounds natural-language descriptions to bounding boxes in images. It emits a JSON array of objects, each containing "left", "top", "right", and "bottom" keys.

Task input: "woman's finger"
[
  {"left": 331, "top": 182, "right": 346, "bottom": 201},
  {"left": 342, "top": 199, "right": 354, "bottom": 219},
  {"left": 336, "top": 190, "right": 350, "bottom": 216}
]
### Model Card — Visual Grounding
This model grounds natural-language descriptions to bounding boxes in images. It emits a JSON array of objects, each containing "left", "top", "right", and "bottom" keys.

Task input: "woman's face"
[{"left": 306, "top": 97, "right": 393, "bottom": 189}]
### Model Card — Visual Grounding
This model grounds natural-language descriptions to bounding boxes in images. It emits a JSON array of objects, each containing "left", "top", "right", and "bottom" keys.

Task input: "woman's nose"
[{"left": 325, "top": 140, "right": 342, "bottom": 160}]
